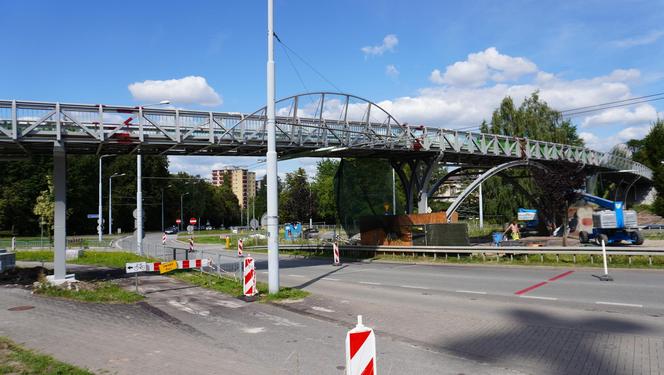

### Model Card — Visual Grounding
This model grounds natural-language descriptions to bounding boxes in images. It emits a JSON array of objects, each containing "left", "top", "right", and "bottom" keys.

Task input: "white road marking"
[
  {"left": 311, "top": 306, "right": 335, "bottom": 313},
  {"left": 596, "top": 301, "right": 643, "bottom": 308},
  {"left": 519, "top": 295, "right": 558, "bottom": 301},
  {"left": 455, "top": 290, "right": 487, "bottom": 295},
  {"left": 359, "top": 281, "right": 381, "bottom": 285},
  {"left": 243, "top": 327, "right": 265, "bottom": 334},
  {"left": 287, "top": 274, "right": 305, "bottom": 278},
  {"left": 322, "top": 277, "right": 340, "bottom": 281},
  {"left": 400, "top": 285, "right": 430, "bottom": 290},
  {"left": 260, "top": 271, "right": 268, "bottom": 274}
]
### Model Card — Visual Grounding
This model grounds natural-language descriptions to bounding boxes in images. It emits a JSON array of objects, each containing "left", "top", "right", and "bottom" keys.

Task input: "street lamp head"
[
  {"left": 111, "top": 172, "right": 126, "bottom": 178},
  {"left": 159, "top": 100, "right": 171, "bottom": 105}
]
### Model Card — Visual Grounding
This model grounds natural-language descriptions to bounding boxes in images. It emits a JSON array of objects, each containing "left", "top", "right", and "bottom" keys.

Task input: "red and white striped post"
[
  {"left": 189, "top": 237, "right": 194, "bottom": 252},
  {"left": 243, "top": 256, "right": 257, "bottom": 299},
  {"left": 238, "top": 238, "right": 244, "bottom": 257},
  {"left": 162, "top": 233, "right": 167, "bottom": 246},
  {"left": 333, "top": 242, "right": 341, "bottom": 266},
  {"left": 345, "top": 315, "right": 376, "bottom": 375}
]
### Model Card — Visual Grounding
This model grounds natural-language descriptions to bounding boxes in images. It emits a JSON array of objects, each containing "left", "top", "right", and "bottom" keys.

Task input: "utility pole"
[
  {"left": 98, "top": 154, "right": 112, "bottom": 241},
  {"left": 479, "top": 182, "right": 484, "bottom": 229},
  {"left": 392, "top": 169, "right": 396, "bottom": 215},
  {"left": 266, "top": 0, "right": 280, "bottom": 294},
  {"left": 137, "top": 154, "right": 143, "bottom": 256}
]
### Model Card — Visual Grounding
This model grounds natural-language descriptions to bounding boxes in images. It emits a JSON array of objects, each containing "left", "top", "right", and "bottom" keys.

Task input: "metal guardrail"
[{"left": 245, "top": 244, "right": 664, "bottom": 265}]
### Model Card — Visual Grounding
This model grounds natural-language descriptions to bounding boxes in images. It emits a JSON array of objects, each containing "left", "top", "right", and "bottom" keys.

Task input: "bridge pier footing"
[{"left": 50, "top": 141, "right": 72, "bottom": 283}]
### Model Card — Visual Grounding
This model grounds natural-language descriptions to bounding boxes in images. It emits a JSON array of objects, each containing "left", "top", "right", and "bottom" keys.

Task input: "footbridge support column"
[
  {"left": 52, "top": 141, "right": 68, "bottom": 282},
  {"left": 391, "top": 153, "right": 443, "bottom": 214}
]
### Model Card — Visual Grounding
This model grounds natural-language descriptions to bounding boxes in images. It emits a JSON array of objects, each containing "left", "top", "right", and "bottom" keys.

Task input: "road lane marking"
[
  {"left": 596, "top": 301, "right": 643, "bottom": 308},
  {"left": 520, "top": 295, "right": 558, "bottom": 301},
  {"left": 311, "top": 306, "right": 335, "bottom": 313},
  {"left": 287, "top": 274, "right": 305, "bottom": 278},
  {"left": 260, "top": 271, "right": 268, "bottom": 274},
  {"left": 514, "top": 281, "right": 548, "bottom": 295},
  {"left": 548, "top": 270, "right": 575, "bottom": 282},
  {"left": 322, "top": 277, "right": 340, "bottom": 281},
  {"left": 400, "top": 285, "right": 430, "bottom": 290},
  {"left": 456, "top": 290, "right": 487, "bottom": 295},
  {"left": 514, "top": 269, "right": 574, "bottom": 296},
  {"left": 359, "top": 281, "right": 381, "bottom": 285}
]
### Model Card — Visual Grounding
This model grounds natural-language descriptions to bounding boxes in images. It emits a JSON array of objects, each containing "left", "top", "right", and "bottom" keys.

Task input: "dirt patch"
[{"left": 0, "top": 266, "right": 49, "bottom": 285}]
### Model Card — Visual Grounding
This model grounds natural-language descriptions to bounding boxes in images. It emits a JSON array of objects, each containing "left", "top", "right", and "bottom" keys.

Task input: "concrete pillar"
[
  {"left": 418, "top": 191, "right": 429, "bottom": 213},
  {"left": 53, "top": 141, "right": 67, "bottom": 280}
]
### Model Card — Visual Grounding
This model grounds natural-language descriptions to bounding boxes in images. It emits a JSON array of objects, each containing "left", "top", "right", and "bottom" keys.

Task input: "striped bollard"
[
  {"left": 162, "top": 233, "right": 167, "bottom": 246},
  {"left": 189, "top": 237, "right": 194, "bottom": 253},
  {"left": 346, "top": 315, "right": 376, "bottom": 375},
  {"left": 238, "top": 238, "right": 244, "bottom": 257},
  {"left": 333, "top": 242, "right": 341, "bottom": 266},
  {"left": 243, "top": 256, "right": 257, "bottom": 300}
]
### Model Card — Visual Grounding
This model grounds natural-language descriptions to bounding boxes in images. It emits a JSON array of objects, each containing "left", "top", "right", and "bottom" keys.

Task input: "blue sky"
[{"left": 2, "top": 0, "right": 663, "bottom": 178}]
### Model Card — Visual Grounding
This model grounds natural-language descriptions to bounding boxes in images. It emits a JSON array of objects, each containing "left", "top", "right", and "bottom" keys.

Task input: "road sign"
[
  {"left": 176, "top": 218, "right": 182, "bottom": 224},
  {"left": 126, "top": 262, "right": 147, "bottom": 273},
  {"left": 159, "top": 260, "right": 178, "bottom": 274},
  {"left": 189, "top": 217, "right": 197, "bottom": 225},
  {"left": 187, "top": 225, "right": 194, "bottom": 234},
  {"left": 250, "top": 218, "right": 259, "bottom": 230},
  {"left": 87, "top": 213, "right": 99, "bottom": 219}
]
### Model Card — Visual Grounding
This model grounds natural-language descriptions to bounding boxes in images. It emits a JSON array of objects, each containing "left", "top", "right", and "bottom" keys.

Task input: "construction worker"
[{"left": 504, "top": 220, "right": 521, "bottom": 240}]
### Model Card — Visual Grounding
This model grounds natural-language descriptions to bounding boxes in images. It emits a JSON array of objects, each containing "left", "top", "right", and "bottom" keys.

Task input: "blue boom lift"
[{"left": 576, "top": 191, "right": 644, "bottom": 246}]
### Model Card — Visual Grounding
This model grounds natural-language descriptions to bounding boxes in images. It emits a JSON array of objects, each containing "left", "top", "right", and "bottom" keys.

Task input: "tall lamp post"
[
  {"left": 98, "top": 154, "right": 113, "bottom": 241},
  {"left": 108, "top": 173, "right": 126, "bottom": 235},
  {"left": 136, "top": 100, "right": 170, "bottom": 256},
  {"left": 161, "top": 184, "right": 172, "bottom": 233},
  {"left": 180, "top": 192, "right": 190, "bottom": 231}
]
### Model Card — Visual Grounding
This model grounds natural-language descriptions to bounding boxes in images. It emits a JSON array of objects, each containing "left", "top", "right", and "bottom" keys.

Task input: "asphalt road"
[{"left": 137, "top": 232, "right": 664, "bottom": 374}]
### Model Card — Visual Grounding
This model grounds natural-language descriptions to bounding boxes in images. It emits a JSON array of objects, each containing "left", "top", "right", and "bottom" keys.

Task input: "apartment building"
[{"left": 211, "top": 167, "right": 256, "bottom": 209}]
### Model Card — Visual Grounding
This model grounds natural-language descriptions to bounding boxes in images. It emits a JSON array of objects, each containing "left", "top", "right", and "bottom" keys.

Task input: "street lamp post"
[
  {"left": 160, "top": 184, "right": 172, "bottom": 233},
  {"left": 108, "top": 173, "right": 126, "bottom": 235},
  {"left": 266, "top": 0, "right": 280, "bottom": 294},
  {"left": 136, "top": 100, "right": 170, "bottom": 256},
  {"left": 180, "top": 192, "right": 190, "bottom": 231},
  {"left": 98, "top": 154, "right": 112, "bottom": 241}
]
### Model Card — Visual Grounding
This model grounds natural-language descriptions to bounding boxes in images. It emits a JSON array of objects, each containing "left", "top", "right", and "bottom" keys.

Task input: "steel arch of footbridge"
[
  {"left": 445, "top": 160, "right": 550, "bottom": 221},
  {"left": 0, "top": 92, "right": 653, "bottom": 179}
]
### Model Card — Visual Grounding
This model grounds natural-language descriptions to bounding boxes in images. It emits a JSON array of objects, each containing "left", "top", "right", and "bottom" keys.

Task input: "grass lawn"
[
  {"left": 15, "top": 250, "right": 155, "bottom": 268},
  {"left": 34, "top": 281, "right": 144, "bottom": 304},
  {"left": 0, "top": 336, "right": 93, "bottom": 375},
  {"left": 172, "top": 270, "right": 309, "bottom": 302},
  {"left": 34, "top": 280, "right": 144, "bottom": 304}
]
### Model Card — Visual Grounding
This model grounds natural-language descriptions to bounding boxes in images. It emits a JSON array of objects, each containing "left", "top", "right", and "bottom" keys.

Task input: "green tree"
[
  {"left": 312, "top": 159, "right": 339, "bottom": 223},
  {"left": 280, "top": 168, "right": 315, "bottom": 223},
  {"left": 478, "top": 92, "right": 584, "bottom": 226},
  {"left": 629, "top": 120, "right": 664, "bottom": 215},
  {"left": 33, "top": 175, "right": 55, "bottom": 239}
]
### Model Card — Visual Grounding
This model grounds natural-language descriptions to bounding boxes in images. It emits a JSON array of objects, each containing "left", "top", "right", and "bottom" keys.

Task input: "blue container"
[{"left": 492, "top": 232, "right": 504, "bottom": 246}]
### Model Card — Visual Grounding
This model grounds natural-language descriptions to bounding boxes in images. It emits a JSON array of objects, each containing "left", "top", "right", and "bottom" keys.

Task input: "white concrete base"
[
  {"left": 65, "top": 249, "right": 84, "bottom": 260},
  {"left": 46, "top": 274, "right": 77, "bottom": 286}
]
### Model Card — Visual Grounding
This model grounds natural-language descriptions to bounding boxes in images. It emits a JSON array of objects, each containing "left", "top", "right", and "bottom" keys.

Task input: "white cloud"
[
  {"left": 361, "top": 34, "right": 398, "bottom": 56},
  {"left": 581, "top": 125, "right": 652, "bottom": 151},
  {"left": 611, "top": 30, "right": 664, "bottom": 48},
  {"left": 430, "top": 47, "right": 537, "bottom": 87},
  {"left": 581, "top": 104, "right": 660, "bottom": 128},
  {"left": 128, "top": 76, "right": 222, "bottom": 107},
  {"left": 385, "top": 64, "right": 399, "bottom": 78}
]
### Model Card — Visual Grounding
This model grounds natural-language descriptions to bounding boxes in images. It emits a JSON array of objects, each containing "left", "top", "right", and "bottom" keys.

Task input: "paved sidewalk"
[{"left": 0, "top": 274, "right": 520, "bottom": 374}]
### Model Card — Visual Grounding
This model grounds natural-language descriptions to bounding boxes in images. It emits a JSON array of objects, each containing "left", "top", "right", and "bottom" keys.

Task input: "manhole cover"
[{"left": 8, "top": 305, "right": 34, "bottom": 312}]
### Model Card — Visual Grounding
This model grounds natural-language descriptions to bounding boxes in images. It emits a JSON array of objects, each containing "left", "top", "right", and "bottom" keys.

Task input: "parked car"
[
  {"left": 164, "top": 226, "right": 178, "bottom": 234},
  {"left": 205, "top": 225, "right": 213, "bottom": 231},
  {"left": 303, "top": 228, "right": 319, "bottom": 239}
]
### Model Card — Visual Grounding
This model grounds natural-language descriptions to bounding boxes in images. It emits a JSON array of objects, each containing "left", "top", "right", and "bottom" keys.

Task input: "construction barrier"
[
  {"left": 243, "top": 256, "right": 256, "bottom": 297},
  {"left": 333, "top": 242, "right": 341, "bottom": 266},
  {"left": 238, "top": 238, "right": 244, "bottom": 257},
  {"left": 345, "top": 315, "right": 376, "bottom": 375},
  {"left": 143, "top": 258, "right": 210, "bottom": 272},
  {"left": 162, "top": 233, "right": 167, "bottom": 245},
  {"left": 189, "top": 237, "right": 194, "bottom": 252}
]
